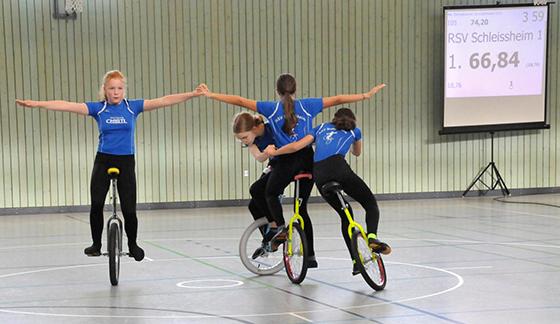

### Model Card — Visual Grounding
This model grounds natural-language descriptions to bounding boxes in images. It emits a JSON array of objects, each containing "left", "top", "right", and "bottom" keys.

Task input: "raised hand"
[
  {"left": 364, "top": 83, "right": 386, "bottom": 99},
  {"left": 196, "top": 83, "right": 210, "bottom": 96},
  {"left": 194, "top": 83, "right": 208, "bottom": 97},
  {"left": 15, "top": 99, "right": 38, "bottom": 108}
]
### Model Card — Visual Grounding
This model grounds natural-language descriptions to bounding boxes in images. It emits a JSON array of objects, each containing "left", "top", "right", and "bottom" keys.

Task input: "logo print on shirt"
[
  {"left": 106, "top": 116, "right": 127, "bottom": 124},
  {"left": 324, "top": 131, "right": 336, "bottom": 144}
]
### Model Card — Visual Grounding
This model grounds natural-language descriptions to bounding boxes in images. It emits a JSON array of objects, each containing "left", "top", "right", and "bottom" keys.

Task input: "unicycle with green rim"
[
  {"left": 103, "top": 167, "right": 128, "bottom": 286},
  {"left": 321, "top": 181, "right": 387, "bottom": 291}
]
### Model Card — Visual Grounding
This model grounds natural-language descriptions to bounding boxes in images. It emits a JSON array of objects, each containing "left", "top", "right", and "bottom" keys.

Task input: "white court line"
[
  {"left": 444, "top": 266, "right": 493, "bottom": 270},
  {"left": 144, "top": 257, "right": 154, "bottom": 262},
  {"left": 0, "top": 259, "right": 464, "bottom": 319},
  {"left": 289, "top": 312, "right": 313, "bottom": 322},
  {"left": 471, "top": 205, "right": 560, "bottom": 220},
  {"left": 391, "top": 238, "right": 560, "bottom": 249}
]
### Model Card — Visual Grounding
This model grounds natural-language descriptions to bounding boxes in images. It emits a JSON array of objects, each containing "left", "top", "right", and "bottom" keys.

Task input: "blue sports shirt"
[
  {"left": 86, "top": 99, "right": 144, "bottom": 155},
  {"left": 252, "top": 122, "right": 275, "bottom": 152},
  {"left": 311, "top": 123, "right": 362, "bottom": 162},
  {"left": 256, "top": 98, "right": 323, "bottom": 148}
]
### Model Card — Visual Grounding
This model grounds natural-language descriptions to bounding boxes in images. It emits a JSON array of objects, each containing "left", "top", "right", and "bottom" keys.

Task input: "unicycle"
[
  {"left": 104, "top": 167, "right": 128, "bottom": 286},
  {"left": 282, "top": 173, "right": 311, "bottom": 284},
  {"left": 239, "top": 217, "right": 284, "bottom": 275},
  {"left": 322, "top": 181, "right": 387, "bottom": 291}
]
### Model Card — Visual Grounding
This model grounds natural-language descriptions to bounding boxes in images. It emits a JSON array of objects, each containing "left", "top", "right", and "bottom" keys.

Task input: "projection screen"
[{"left": 441, "top": 3, "right": 551, "bottom": 134}]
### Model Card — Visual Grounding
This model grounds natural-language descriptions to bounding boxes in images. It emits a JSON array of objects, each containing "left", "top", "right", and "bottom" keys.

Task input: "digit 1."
[{"left": 449, "top": 54, "right": 457, "bottom": 69}]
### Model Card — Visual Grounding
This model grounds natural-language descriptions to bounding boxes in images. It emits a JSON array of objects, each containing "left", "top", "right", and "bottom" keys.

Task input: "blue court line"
[{"left": 306, "top": 276, "right": 465, "bottom": 324}]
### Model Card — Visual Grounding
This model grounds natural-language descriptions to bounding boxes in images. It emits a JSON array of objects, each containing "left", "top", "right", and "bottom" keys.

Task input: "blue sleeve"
[
  {"left": 256, "top": 101, "right": 277, "bottom": 117},
  {"left": 85, "top": 101, "right": 102, "bottom": 116},
  {"left": 354, "top": 127, "right": 362, "bottom": 141},
  {"left": 300, "top": 98, "right": 323, "bottom": 117},
  {"left": 128, "top": 99, "right": 144, "bottom": 116},
  {"left": 310, "top": 124, "right": 322, "bottom": 137}
]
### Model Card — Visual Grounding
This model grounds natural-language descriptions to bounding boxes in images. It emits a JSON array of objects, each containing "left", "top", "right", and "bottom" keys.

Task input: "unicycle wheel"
[
  {"left": 239, "top": 218, "right": 284, "bottom": 275},
  {"left": 351, "top": 229, "right": 387, "bottom": 291},
  {"left": 108, "top": 222, "right": 121, "bottom": 286},
  {"left": 283, "top": 222, "right": 309, "bottom": 284}
]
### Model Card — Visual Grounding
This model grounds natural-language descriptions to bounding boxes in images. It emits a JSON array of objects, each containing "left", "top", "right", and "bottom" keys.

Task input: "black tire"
[
  {"left": 351, "top": 229, "right": 387, "bottom": 291},
  {"left": 108, "top": 222, "right": 121, "bottom": 286},
  {"left": 283, "top": 222, "right": 309, "bottom": 284},
  {"left": 239, "top": 218, "right": 284, "bottom": 275}
]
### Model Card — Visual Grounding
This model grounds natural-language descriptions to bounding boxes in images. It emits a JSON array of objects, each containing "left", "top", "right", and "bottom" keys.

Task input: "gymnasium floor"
[{"left": 0, "top": 195, "right": 559, "bottom": 324}]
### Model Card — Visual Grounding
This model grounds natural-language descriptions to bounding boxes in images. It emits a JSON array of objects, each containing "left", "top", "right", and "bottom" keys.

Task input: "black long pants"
[
  {"left": 248, "top": 170, "right": 274, "bottom": 223},
  {"left": 89, "top": 152, "right": 138, "bottom": 248},
  {"left": 313, "top": 155, "right": 380, "bottom": 258},
  {"left": 265, "top": 146, "right": 315, "bottom": 256}
]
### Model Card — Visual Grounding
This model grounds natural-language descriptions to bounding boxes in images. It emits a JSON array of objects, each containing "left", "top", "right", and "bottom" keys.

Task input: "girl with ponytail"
[
  {"left": 200, "top": 75, "right": 385, "bottom": 268},
  {"left": 265, "top": 107, "right": 391, "bottom": 275}
]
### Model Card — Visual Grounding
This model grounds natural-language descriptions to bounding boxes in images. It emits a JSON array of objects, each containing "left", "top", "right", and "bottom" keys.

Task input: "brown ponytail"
[
  {"left": 276, "top": 74, "right": 297, "bottom": 135},
  {"left": 331, "top": 108, "right": 357, "bottom": 131}
]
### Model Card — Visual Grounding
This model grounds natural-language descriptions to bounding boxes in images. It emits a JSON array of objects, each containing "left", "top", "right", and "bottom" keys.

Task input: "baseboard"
[{"left": 1, "top": 187, "right": 559, "bottom": 216}]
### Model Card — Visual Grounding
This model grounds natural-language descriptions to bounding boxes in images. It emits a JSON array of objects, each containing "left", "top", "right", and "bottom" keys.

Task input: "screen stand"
[{"left": 462, "top": 132, "right": 510, "bottom": 197}]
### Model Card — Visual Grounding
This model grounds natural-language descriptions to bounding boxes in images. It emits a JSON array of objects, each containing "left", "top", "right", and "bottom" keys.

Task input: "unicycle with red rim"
[{"left": 321, "top": 181, "right": 387, "bottom": 291}]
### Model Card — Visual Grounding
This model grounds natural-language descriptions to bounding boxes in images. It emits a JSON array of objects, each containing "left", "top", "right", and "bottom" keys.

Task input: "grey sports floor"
[{"left": 0, "top": 194, "right": 559, "bottom": 324}]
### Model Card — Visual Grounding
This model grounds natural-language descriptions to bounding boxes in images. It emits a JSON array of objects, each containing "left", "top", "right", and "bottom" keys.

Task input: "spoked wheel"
[
  {"left": 283, "top": 222, "right": 309, "bottom": 284},
  {"left": 108, "top": 222, "right": 121, "bottom": 286},
  {"left": 239, "top": 218, "right": 284, "bottom": 275},
  {"left": 351, "top": 229, "right": 387, "bottom": 291}
]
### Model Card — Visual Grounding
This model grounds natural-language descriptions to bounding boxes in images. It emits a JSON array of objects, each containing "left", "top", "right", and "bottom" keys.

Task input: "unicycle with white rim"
[
  {"left": 239, "top": 217, "right": 285, "bottom": 275},
  {"left": 104, "top": 167, "right": 128, "bottom": 286}
]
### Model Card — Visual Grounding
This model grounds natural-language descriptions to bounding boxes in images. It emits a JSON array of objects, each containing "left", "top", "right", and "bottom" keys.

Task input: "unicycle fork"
[{"left": 104, "top": 167, "right": 126, "bottom": 286}]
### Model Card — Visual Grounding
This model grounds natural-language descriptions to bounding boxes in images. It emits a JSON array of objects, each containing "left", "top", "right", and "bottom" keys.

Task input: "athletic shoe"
[
  {"left": 84, "top": 244, "right": 101, "bottom": 257},
  {"left": 252, "top": 246, "right": 266, "bottom": 259},
  {"left": 128, "top": 244, "right": 145, "bottom": 261},
  {"left": 367, "top": 233, "right": 391, "bottom": 255},
  {"left": 307, "top": 255, "right": 318, "bottom": 268},
  {"left": 352, "top": 261, "right": 361, "bottom": 276}
]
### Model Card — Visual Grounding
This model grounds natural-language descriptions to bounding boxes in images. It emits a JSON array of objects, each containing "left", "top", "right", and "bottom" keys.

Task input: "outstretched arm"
[
  {"left": 16, "top": 99, "right": 88, "bottom": 115},
  {"left": 143, "top": 84, "right": 205, "bottom": 112},
  {"left": 322, "top": 83, "right": 386, "bottom": 109},
  {"left": 264, "top": 135, "right": 315, "bottom": 157},
  {"left": 199, "top": 83, "right": 257, "bottom": 111}
]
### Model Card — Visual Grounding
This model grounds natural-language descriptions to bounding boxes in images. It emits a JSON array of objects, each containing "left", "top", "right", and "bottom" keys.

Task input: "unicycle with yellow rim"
[
  {"left": 103, "top": 167, "right": 128, "bottom": 286},
  {"left": 321, "top": 181, "right": 387, "bottom": 291}
]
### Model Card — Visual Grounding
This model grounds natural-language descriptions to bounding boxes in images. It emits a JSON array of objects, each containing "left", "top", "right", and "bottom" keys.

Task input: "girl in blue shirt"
[
  {"left": 231, "top": 112, "right": 277, "bottom": 226},
  {"left": 17, "top": 70, "right": 204, "bottom": 261},
  {"left": 265, "top": 108, "right": 391, "bottom": 274},
  {"left": 200, "top": 74, "right": 385, "bottom": 267}
]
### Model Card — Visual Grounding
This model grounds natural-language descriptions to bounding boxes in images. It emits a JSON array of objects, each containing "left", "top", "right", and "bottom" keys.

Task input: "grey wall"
[{"left": 1, "top": 0, "right": 558, "bottom": 208}]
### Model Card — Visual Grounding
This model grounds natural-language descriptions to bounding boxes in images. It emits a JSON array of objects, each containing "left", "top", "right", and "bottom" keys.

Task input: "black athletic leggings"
[
  {"left": 314, "top": 155, "right": 380, "bottom": 258},
  {"left": 249, "top": 168, "right": 274, "bottom": 223},
  {"left": 89, "top": 152, "right": 138, "bottom": 248},
  {"left": 265, "top": 146, "right": 315, "bottom": 256}
]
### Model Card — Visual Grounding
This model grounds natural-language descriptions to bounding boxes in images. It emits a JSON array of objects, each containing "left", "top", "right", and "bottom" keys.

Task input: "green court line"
[{"left": 143, "top": 240, "right": 278, "bottom": 289}]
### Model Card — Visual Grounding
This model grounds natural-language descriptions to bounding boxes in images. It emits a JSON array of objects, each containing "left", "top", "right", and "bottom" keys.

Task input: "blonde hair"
[{"left": 98, "top": 70, "right": 127, "bottom": 101}]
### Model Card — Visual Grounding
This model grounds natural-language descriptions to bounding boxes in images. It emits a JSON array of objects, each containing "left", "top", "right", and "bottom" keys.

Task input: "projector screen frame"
[{"left": 439, "top": 2, "right": 552, "bottom": 135}]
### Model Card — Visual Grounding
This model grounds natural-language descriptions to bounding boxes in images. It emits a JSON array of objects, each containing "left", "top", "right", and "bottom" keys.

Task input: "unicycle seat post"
[
  {"left": 293, "top": 172, "right": 312, "bottom": 204},
  {"left": 321, "top": 181, "right": 347, "bottom": 212}
]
